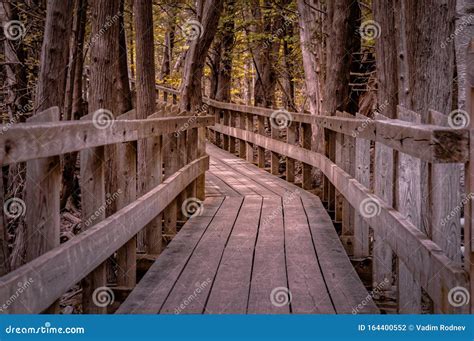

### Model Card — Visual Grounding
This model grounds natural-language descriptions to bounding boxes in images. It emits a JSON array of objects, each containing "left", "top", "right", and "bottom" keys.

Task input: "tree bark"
[
  {"left": 215, "top": 0, "right": 235, "bottom": 102},
  {"left": 180, "top": 0, "right": 224, "bottom": 112},
  {"left": 117, "top": 0, "right": 133, "bottom": 113}
]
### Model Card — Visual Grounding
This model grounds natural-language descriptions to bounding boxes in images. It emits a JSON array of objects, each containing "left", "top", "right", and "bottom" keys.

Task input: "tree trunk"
[
  {"left": 82, "top": 0, "right": 120, "bottom": 314},
  {"left": 160, "top": 5, "right": 176, "bottom": 82},
  {"left": 324, "top": 0, "right": 360, "bottom": 114},
  {"left": 215, "top": 0, "right": 235, "bottom": 102},
  {"left": 60, "top": 0, "right": 87, "bottom": 210},
  {"left": 180, "top": 0, "right": 224, "bottom": 112},
  {"left": 117, "top": 0, "right": 133, "bottom": 114}
]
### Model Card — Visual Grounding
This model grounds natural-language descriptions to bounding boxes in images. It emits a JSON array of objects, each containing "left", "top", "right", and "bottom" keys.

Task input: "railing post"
[
  {"left": 325, "top": 127, "right": 336, "bottom": 214},
  {"left": 239, "top": 112, "right": 247, "bottom": 159},
  {"left": 334, "top": 131, "right": 344, "bottom": 224},
  {"left": 257, "top": 115, "right": 266, "bottom": 168},
  {"left": 116, "top": 111, "right": 138, "bottom": 288},
  {"left": 271, "top": 117, "right": 280, "bottom": 175},
  {"left": 229, "top": 110, "right": 236, "bottom": 154},
  {"left": 286, "top": 122, "right": 296, "bottom": 182},
  {"left": 80, "top": 114, "right": 106, "bottom": 314},
  {"left": 176, "top": 110, "right": 188, "bottom": 224},
  {"left": 301, "top": 122, "right": 312, "bottom": 190},
  {"left": 396, "top": 107, "right": 422, "bottom": 313},
  {"left": 465, "top": 37, "right": 473, "bottom": 314},
  {"left": 214, "top": 107, "right": 221, "bottom": 148},
  {"left": 223, "top": 110, "right": 230, "bottom": 151},
  {"left": 372, "top": 113, "right": 394, "bottom": 301},
  {"left": 25, "top": 107, "right": 61, "bottom": 313},
  {"left": 353, "top": 113, "right": 370, "bottom": 258},
  {"left": 245, "top": 113, "right": 254, "bottom": 163}
]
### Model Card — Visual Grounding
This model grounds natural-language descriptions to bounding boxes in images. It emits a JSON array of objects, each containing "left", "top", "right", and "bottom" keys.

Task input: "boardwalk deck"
[{"left": 117, "top": 143, "right": 379, "bottom": 314}]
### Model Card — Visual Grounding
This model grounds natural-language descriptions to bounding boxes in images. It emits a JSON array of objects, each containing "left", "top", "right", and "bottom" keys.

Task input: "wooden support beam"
[
  {"left": 0, "top": 156, "right": 209, "bottom": 314},
  {"left": 0, "top": 116, "right": 214, "bottom": 166},
  {"left": 25, "top": 107, "right": 61, "bottom": 313},
  {"left": 286, "top": 123, "right": 296, "bottom": 182},
  {"left": 79, "top": 113, "right": 107, "bottom": 314},
  {"left": 246, "top": 113, "right": 254, "bottom": 163},
  {"left": 257, "top": 116, "right": 266, "bottom": 168},
  {"left": 209, "top": 124, "right": 469, "bottom": 312},
  {"left": 301, "top": 123, "right": 312, "bottom": 190},
  {"left": 229, "top": 110, "right": 236, "bottom": 154}
]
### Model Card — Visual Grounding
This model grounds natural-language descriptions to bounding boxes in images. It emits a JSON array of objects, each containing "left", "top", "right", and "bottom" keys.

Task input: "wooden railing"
[
  {"left": 0, "top": 99, "right": 213, "bottom": 313},
  {"left": 155, "top": 81, "right": 473, "bottom": 314}
]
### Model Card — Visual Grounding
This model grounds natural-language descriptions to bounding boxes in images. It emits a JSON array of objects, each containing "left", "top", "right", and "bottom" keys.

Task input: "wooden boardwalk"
[{"left": 117, "top": 144, "right": 378, "bottom": 314}]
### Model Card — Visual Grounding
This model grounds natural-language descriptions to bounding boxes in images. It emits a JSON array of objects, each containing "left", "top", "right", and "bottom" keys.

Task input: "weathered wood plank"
[
  {"left": 209, "top": 124, "right": 469, "bottom": 311},
  {"left": 248, "top": 197, "right": 289, "bottom": 314},
  {"left": 0, "top": 116, "right": 214, "bottom": 165},
  {"left": 313, "top": 115, "right": 469, "bottom": 163},
  {"left": 284, "top": 198, "right": 335, "bottom": 313},
  {"left": 205, "top": 196, "right": 262, "bottom": 313},
  {"left": 0, "top": 156, "right": 209, "bottom": 314},
  {"left": 160, "top": 197, "right": 244, "bottom": 313}
]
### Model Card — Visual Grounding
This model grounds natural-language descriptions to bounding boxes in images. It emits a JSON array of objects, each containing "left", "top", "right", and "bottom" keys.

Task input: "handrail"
[
  {"left": 154, "top": 85, "right": 470, "bottom": 163},
  {"left": 0, "top": 103, "right": 213, "bottom": 314}
]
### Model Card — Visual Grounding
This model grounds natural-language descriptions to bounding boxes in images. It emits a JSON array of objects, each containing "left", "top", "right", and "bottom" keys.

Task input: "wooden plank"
[
  {"left": 205, "top": 197, "right": 262, "bottom": 313},
  {"left": 313, "top": 115, "right": 469, "bottom": 163},
  {"left": 465, "top": 38, "right": 474, "bottom": 314},
  {"left": 116, "top": 111, "right": 138, "bottom": 287},
  {"left": 160, "top": 197, "right": 244, "bottom": 313},
  {"left": 24, "top": 107, "right": 61, "bottom": 313},
  {"left": 0, "top": 156, "right": 209, "bottom": 314},
  {"left": 0, "top": 116, "right": 214, "bottom": 165},
  {"left": 353, "top": 113, "right": 371, "bottom": 258},
  {"left": 334, "top": 132, "right": 344, "bottom": 223},
  {"left": 396, "top": 107, "right": 422, "bottom": 314},
  {"left": 223, "top": 110, "right": 230, "bottom": 151},
  {"left": 208, "top": 124, "right": 469, "bottom": 311},
  {"left": 248, "top": 197, "right": 289, "bottom": 314},
  {"left": 229, "top": 110, "right": 236, "bottom": 154},
  {"left": 246, "top": 113, "right": 254, "bottom": 163},
  {"left": 257, "top": 116, "right": 266, "bottom": 168},
  {"left": 284, "top": 198, "right": 335, "bottom": 313},
  {"left": 428, "top": 110, "right": 462, "bottom": 264},
  {"left": 301, "top": 123, "right": 312, "bottom": 190},
  {"left": 372, "top": 113, "right": 394, "bottom": 291},
  {"left": 79, "top": 113, "right": 106, "bottom": 314},
  {"left": 286, "top": 123, "right": 296, "bottom": 182},
  {"left": 302, "top": 196, "right": 379, "bottom": 314}
]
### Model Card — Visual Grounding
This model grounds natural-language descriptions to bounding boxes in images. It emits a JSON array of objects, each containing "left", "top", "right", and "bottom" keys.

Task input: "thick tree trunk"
[
  {"left": 215, "top": 0, "right": 235, "bottom": 102},
  {"left": 117, "top": 0, "right": 133, "bottom": 113},
  {"left": 180, "top": 0, "right": 224, "bottom": 111},
  {"left": 297, "top": 0, "right": 321, "bottom": 116},
  {"left": 324, "top": 0, "right": 360, "bottom": 114},
  {"left": 60, "top": 0, "right": 87, "bottom": 210},
  {"left": 160, "top": 6, "right": 176, "bottom": 82}
]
